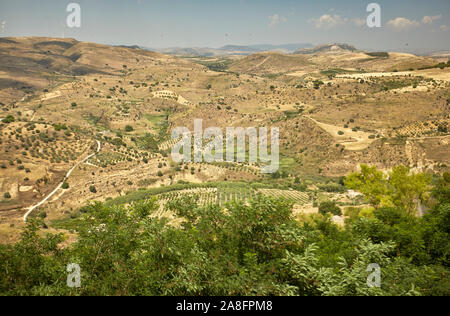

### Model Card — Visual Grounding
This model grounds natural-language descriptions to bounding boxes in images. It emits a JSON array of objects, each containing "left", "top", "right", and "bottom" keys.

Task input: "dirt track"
[{"left": 23, "top": 140, "right": 101, "bottom": 222}]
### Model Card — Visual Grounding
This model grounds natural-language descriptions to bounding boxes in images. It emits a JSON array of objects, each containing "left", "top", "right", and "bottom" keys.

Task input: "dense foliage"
[{"left": 0, "top": 166, "right": 448, "bottom": 296}]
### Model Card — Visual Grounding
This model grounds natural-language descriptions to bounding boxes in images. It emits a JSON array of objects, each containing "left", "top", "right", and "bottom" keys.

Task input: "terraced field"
[
  {"left": 155, "top": 187, "right": 218, "bottom": 216},
  {"left": 87, "top": 152, "right": 127, "bottom": 167},
  {"left": 396, "top": 119, "right": 449, "bottom": 137},
  {"left": 154, "top": 186, "right": 310, "bottom": 217},
  {"left": 257, "top": 189, "right": 310, "bottom": 204}
]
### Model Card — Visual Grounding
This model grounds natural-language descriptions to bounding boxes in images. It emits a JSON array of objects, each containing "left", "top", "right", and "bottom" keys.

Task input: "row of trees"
[{"left": 0, "top": 165, "right": 448, "bottom": 296}]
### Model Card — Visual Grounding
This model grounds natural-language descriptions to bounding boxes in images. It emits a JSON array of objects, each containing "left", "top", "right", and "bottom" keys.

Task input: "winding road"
[{"left": 23, "top": 140, "right": 101, "bottom": 222}]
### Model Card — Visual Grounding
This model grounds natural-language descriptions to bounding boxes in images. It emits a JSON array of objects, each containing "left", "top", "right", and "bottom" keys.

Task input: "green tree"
[
  {"left": 345, "top": 164, "right": 432, "bottom": 214},
  {"left": 319, "top": 201, "right": 342, "bottom": 216}
]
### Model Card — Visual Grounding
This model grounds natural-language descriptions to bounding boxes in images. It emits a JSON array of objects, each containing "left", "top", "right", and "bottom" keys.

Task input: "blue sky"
[{"left": 0, "top": 0, "right": 449, "bottom": 52}]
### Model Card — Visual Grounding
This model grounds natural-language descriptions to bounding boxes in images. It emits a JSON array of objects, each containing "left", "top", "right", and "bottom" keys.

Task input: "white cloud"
[
  {"left": 308, "top": 14, "right": 348, "bottom": 30},
  {"left": 441, "top": 25, "right": 449, "bottom": 31},
  {"left": 352, "top": 18, "right": 366, "bottom": 27},
  {"left": 387, "top": 17, "right": 420, "bottom": 30},
  {"left": 269, "top": 14, "right": 287, "bottom": 27},
  {"left": 422, "top": 15, "right": 442, "bottom": 25}
]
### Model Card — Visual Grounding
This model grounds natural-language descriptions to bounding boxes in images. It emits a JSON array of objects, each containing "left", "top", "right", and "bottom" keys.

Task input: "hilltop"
[
  {"left": 0, "top": 37, "right": 165, "bottom": 104},
  {"left": 227, "top": 43, "right": 438, "bottom": 75},
  {"left": 294, "top": 43, "right": 358, "bottom": 54}
]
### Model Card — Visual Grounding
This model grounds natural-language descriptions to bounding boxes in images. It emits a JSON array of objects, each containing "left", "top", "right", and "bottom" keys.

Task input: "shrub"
[
  {"left": 4, "top": 192, "right": 11, "bottom": 199},
  {"left": 2, "top": 115, "right": 15, "bottom": 124},
  {"left": 62, "top": 182, "right": 69, "bottom": 189},
  {"left": 89, "top": 185, "right": 97, "bottom": 193},
  {"left": 345, "top": 207, "right": 361, "bottom": 220},
  {"left": 125, "top": 125, "right": 134, "bottom": 132},
  {"left": 319, "top": 201, "right": 342, "bottom": 216},
  {"left": 157, "top": 171, "right": 163, "bottom": 177}
]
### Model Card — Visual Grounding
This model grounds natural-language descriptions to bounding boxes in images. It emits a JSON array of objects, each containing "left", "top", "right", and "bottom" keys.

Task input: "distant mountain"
[
  {"left": 115, "top": 44, "right": 141, "bottom": 50},
  {"left": 219, "top": 45, "right": 260, "bottom": 52},
  {"left": 150, "top": 43, "right": 313, "bottom": 56},
  {"left": 249, "top": 43, "right": 313, "bottom": 52},
  {"left": 149, "top": 47, "right": 219, "bottom": 57},
  {"left": 294, "top": 43, "right": 358, "bottom": 54}
]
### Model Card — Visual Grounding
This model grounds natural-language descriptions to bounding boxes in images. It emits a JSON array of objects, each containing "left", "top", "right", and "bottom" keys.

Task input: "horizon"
[
  {"left": 0, "top": 0, "right": 449, "bottom": 54},
  {"left": 2, "top": 36, "right": 448, "bottom": 56}
]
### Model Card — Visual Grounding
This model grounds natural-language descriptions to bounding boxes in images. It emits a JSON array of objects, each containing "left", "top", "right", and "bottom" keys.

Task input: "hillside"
[
  {"left": 0, "top": 37, "right": 163, "bottom": 104},
  {"left": 228, "top": 44, "right": 438, "bottom": 75},
  {"left": 228, "top": 52, "right": 315, "bottom": 74},
  {"left": 0, "top": 37, "right": 448, "bottom": 245}
]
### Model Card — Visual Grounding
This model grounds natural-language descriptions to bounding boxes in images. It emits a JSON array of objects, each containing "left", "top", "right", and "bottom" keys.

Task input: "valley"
[{"left": 0, "top": 38, "right": 448, "bottom": 244}]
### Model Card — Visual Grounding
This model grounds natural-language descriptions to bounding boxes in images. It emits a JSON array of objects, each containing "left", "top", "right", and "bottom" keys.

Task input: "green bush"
[
  {"left": 2, "top": 115, "right": 15, "bottom": 124},
  {"left": 319, "top": 201, "right": 342, "bottom": 216},
  {"left": 0, "top": 170, "right": 448, "bottom": 296}
]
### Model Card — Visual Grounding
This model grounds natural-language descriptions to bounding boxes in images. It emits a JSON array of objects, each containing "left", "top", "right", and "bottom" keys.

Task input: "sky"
[{"left": 0, "top": 0, "right": 449, "bottom": 53}]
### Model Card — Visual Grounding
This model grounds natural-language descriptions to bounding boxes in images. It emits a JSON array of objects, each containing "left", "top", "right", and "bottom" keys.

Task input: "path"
[
  {"left": 23, "top": 140, "right": 101, "bottom": 222},
  {"left": 250, "top": 55, "right": 271, "bottom": 72}
]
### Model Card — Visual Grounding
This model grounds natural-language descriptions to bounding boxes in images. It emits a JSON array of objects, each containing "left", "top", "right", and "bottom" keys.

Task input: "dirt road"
[{"left": 23, "top": 140, "right": 101, "bottom": 222}]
